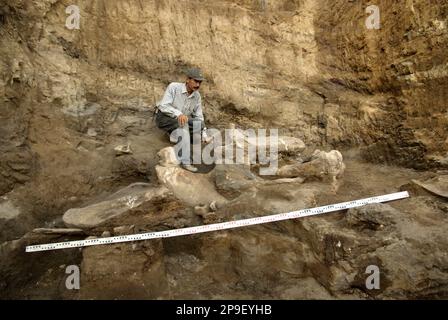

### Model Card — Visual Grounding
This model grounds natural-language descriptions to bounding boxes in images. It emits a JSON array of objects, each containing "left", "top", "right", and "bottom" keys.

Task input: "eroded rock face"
[
  {"left": 80, "top": 239, "right": 169, "bottom": 299},
  {"left": 315, "top": 1, "right": 448, "bottom": 168},
  {"left": 2, "top": 0, "right": 444, "bottom": 200},
  {"left": 297, "top": 198, "right": 448, "bottom": 298},
  {"left": 346, "top": 204, "right": 400, "bottom": 232},
  {"left": 0, "top": 197, "right": 39, "bottom": 243},
  {"left": 1, "top": 0, "right": 448, "bottom": 300},
  {"left": 0, "top": 230, "right": 83, "bottom": 299},
  {"left": 0, "top": 199, "right": 20, "bottom": 221}
]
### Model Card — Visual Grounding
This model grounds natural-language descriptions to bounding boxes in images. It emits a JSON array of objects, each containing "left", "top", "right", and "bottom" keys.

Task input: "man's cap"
[{"left": 185, "top": 68, "right": 205, "bottom": 81}]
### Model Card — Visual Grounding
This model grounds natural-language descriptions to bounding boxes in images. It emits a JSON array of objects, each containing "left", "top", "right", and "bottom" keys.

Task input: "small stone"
[
  {"left": 113, "top": 225, "right": 134, "bottom": 236},
  {"left": 194, "top": 205, "right": 209, "bottom": 217},
  {"left": 87, "top": 128, "right": 97, "bottom": 137},
  {"left": 114, "top": 144, "right": 132, "bottom": 155},
  {"left": 101, "top": 231, "right": 111, "bottom": 237},
  {"left": 209, "top": 201, "right": 218, "bottom": 212}
]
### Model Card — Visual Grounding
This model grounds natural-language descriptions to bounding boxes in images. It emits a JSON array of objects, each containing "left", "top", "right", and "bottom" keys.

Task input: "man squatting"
[{"left": 155, "top": 68, "right": 208, "bottom": 173}]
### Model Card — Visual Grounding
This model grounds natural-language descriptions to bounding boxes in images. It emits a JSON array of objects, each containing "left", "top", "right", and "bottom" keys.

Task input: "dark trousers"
[
  {"left": 155, "top": 111, "right": 204, "bottom": 139},
  {"left": 155, "top": 111, "right": 204, "bottom": 164}
]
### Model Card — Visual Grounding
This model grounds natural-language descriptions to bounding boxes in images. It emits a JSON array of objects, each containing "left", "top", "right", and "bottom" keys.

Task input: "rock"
[
  {"left": 62, "top": 102, "right": 101, "bottom": 117},
  {"left": 111, "top": 155, "right": 148, "bottom": 179},
  {"left": 155, "top": 165, "right": 228, "bottom": 207},
  {"left": 214, "top": 164, "right": 260, "bottom": 198},
  {"left": 87, "top": 128, "right": 98, "bottom": 137},
  {"left": 7, "top": 162, "right": 31, "bottom": 172},
  {"left": 438, "top": 202, "right": 448, "bottom": 213},
  {"left": 63, "top": 183, "right": 172, "bottom": 229},
  {"left": 312, "top": 150, "right": 345, "bottom": 178},
  {"left": 277, "top": 150, "right": 345, "bottom": 181},
  {"left": 113, "top": 225, "right": 135, "bottom": 236},
  {"left": 0, "top": 231, "right": 83, "bottom": 299},
  {"left": 0, "top": 198, "right": 36, "bottom": 243},
  {"left": 371, "top": 241, "right": 448, "bottom": 298},
  {"left": 157, "top": 146, "right": 180, "bottom": 167},
  {"left": 202, "top": 212, "right": 222, "bottom": 224},
  {"left": 299, "top": 194, "right": 448, "bottom": 298},
  {"left": 76, "top": 139, "right": 103, "bottom": 152},
  {"left": 32, "top": 228, "right": 86, "bottom": 235},
  {"left": 346, "top": 204, "right": 400, "bottom": 231},
  {"left": 114, "top": 144, "right": 132, "bottom": 155},
  {"left": 194, "top": 205, "right": 209, "bottom": 217},
  {"left": 272, "top": 277, "right": 334, "bottom": 299},
  {"left": 0, "top": 199, "right": 20, "bottom": 220},
  {"left": 411, "top": 175, "right": 448, "bottom": 199},
  {"left": 101, "top": 231, "right": 111, "bottom": 237},
  {"left": 209, "top": 201, "right": 219, "bottom": 212},
  {"left": 194, "top": 206, "right": 222, "bottom": 224},
  {"left": 399, "top": 182, "right": 434, "bottom": 197},
  {"left": 80, "top": 239, "right": 169, "bottom": 299}
]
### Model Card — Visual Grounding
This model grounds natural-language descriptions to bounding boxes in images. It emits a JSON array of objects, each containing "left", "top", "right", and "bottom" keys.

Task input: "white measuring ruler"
[{"left": 26, "top": 191, "right": 409, "bottom": 253}]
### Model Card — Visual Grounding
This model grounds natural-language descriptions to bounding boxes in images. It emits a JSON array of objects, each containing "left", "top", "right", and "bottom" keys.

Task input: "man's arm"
[{"left": 157, "top": 83, "right": 183, "bottom": 118}]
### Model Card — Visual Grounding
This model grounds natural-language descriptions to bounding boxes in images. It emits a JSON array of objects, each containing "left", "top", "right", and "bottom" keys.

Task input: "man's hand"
[{"left": 177, "top": 114, "right": 188, "bottom": 127}]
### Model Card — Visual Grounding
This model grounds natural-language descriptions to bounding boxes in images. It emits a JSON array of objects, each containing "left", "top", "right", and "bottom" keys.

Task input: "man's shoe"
[
  {"left": 170, "top": 135, "right": 178, "bottom": 144},
  {"left": 181, "top": 164, "right": 198, "bottom": 173}
]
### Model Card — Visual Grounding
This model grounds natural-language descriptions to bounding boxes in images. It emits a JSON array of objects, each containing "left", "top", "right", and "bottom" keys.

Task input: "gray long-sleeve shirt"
[{"left": 157, "top": 82, "right": 204, "bottom": 121}]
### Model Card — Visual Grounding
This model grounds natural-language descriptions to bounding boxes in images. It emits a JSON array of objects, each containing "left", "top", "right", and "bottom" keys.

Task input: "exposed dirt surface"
[{"left": 1, "top": 0, "right": 447, "bottom": 299}]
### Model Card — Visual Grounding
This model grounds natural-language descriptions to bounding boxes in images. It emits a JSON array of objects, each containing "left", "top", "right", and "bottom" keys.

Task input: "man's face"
[{"left": 186, "top": 77, "right": 202, "bottom": 93}]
